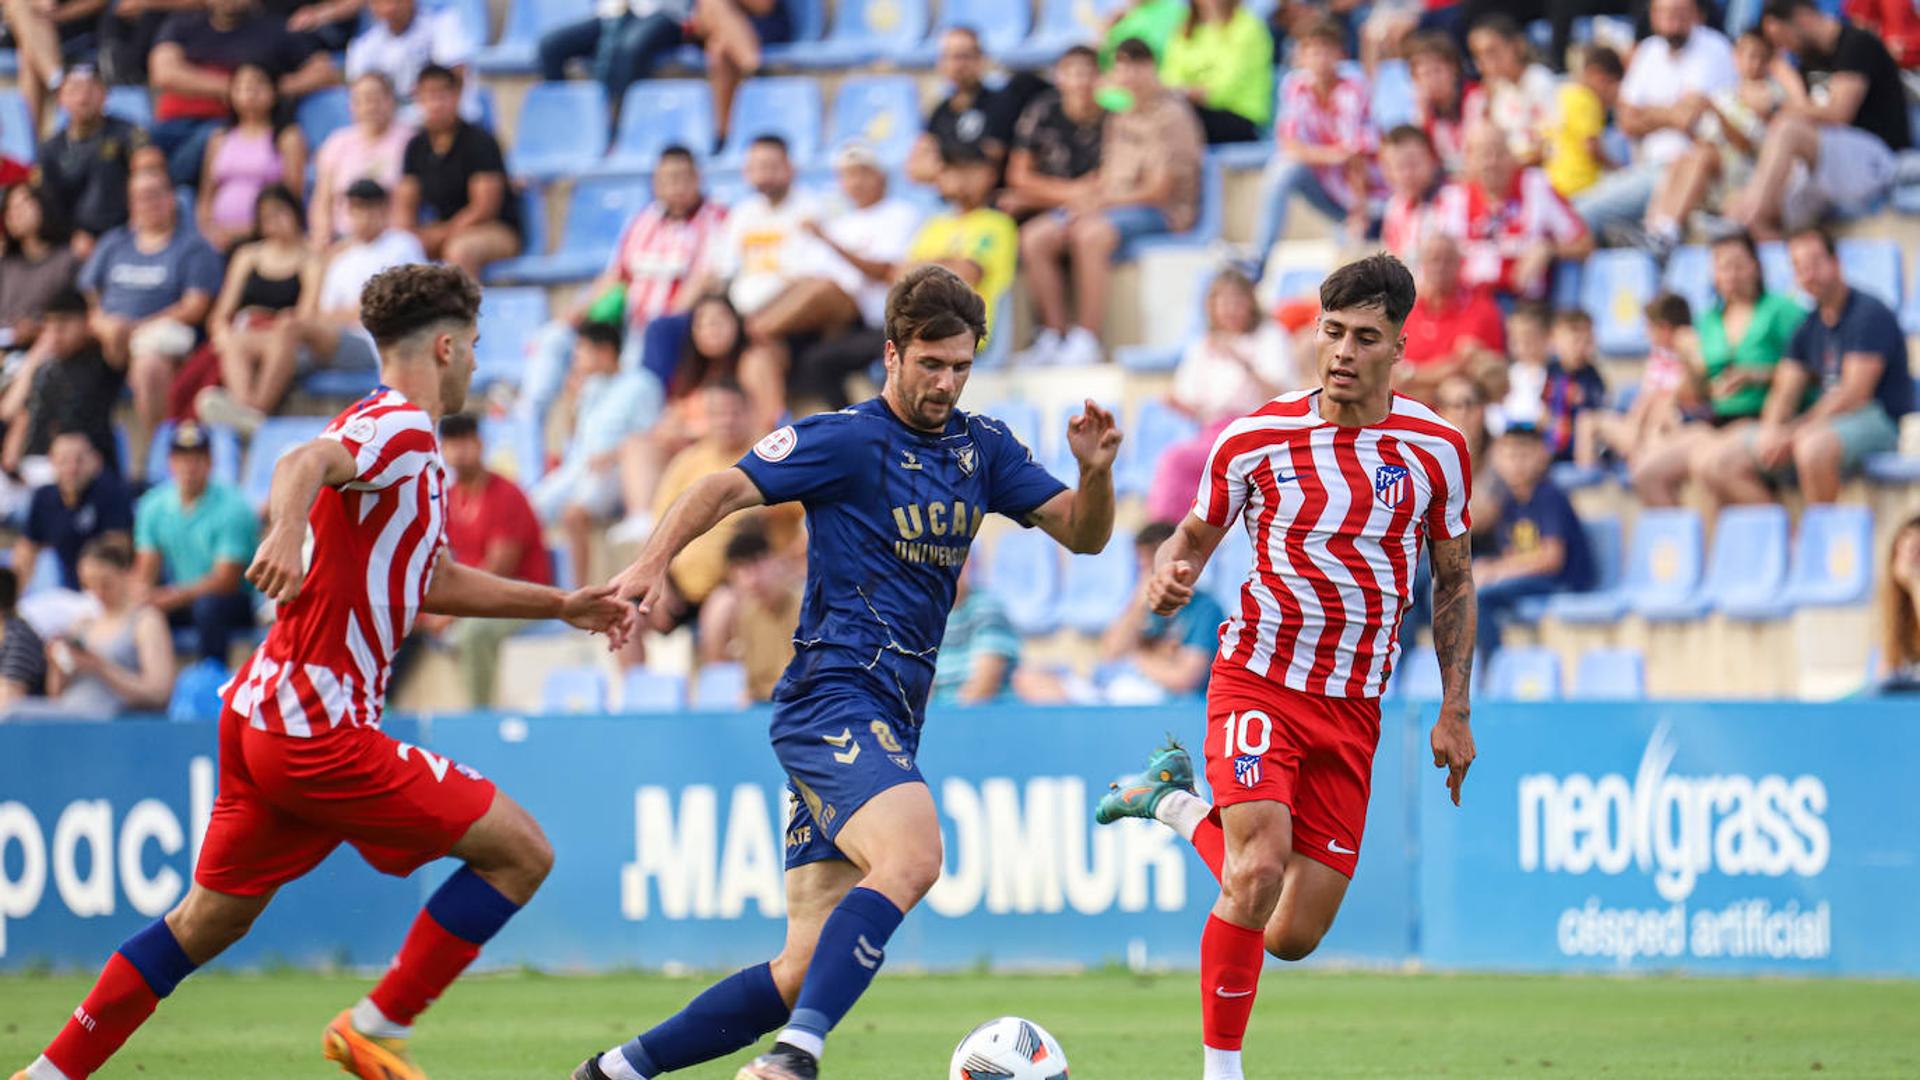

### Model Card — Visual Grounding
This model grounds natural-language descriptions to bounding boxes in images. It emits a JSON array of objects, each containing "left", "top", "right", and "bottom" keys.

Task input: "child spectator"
[
  {"left": 197, "top": 64, "right": 309, "bottom": 253},
  {"left": 1495, "top": 301, "right": 1553, "bottom": 429},
  {"left": 615, "top": 294, "right": 747, "bottom": 539},
  {"left": 1378, "top": 125, "right": 1443, "bottom": 263},
  {"left": 1093, "top": 521, "right": 1225, "bottom": 702},
  {"left": 1476, "top": 423, "right": 1595, "bottom": 659},
  {"left": 530, "top": 323, "right": 660, "bottom": 583},
  {"left": 1247, "top": 17, "right": 1374, "bottom": 275},
  {"left": 1586, "top": 293, "right": 1700, "bottom": 467},
  {"left": 1465, "top": 14, "right": 1557, "bottom": 166},
  {"left": 1542, "top": 308, "right": 1608, "bottom": 464},
  {"left": 1544, "top": 46, "right": 1623, "bottom": 199},
  {"left": 1161, "top": 0, "right": 1275, "bottom": 145}
]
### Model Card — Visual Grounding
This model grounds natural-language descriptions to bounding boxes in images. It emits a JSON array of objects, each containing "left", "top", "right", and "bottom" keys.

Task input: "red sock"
[
  {"left": 44, "top": 954, "right": 163, "bottom": 1079},
  {"left": 366, "top": 909, "right": 482, "bottom": 1027},
  {"left": 1200, "top": 914, "right": 1265, "bottom": 1051},
  {"left": 1191, "top": 809, "right": 1226, "bottom": 883}
]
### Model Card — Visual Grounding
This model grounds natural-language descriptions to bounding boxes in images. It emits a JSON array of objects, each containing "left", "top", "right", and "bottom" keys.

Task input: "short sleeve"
[
  {"left": 734, "top": 412, "right": 866, "bottom": 505},
  {"left": 213, "top": 498, "right": 259, "bottom": 564},
  {"left": 77, "top": 236, "right": 108, "bottom": 295},
  {"left": 1783, "top": 314, "right": 1817, "bottom": 369},
  {"left": 322, "top": 405, "right": 440, "bottom": 491},
  {"left": 97, "top": 480, "right": 133, "bottom": 533},
  {"left": 1012, "top": 98, "right": 1046, "bottom": 152},
  {"left": 133, "top": 493, "right": 160, "bottom": 553},
  {"left": 979, "top": 416, "right": 1066, "bottom": 523},
  {"left": 0, "top": 620, "right": 47, "bottom": 693},
  {"left": 1193, "top": 424, "right": 1251, "bottom": 529},
  {"left": 467, "top": 128, "right": 507, "bottom": 175},
  {"left": 24, "top": 489, "right": 53, "bottom": 544},
  {"left": 401, "top": 132, "right": 429, "bottom": 179},
  {"left": 1424, "top": 433, "right": 1474, "bottom": 541},
  {"left": 1536, "top": 486, "right": 1581, "bottom": 547},
  {"left": 153, "top": 12, "right": 192, "bottom": 47},
  {"left": 183, "top": 238, "right": 225, "bottom": 295}
]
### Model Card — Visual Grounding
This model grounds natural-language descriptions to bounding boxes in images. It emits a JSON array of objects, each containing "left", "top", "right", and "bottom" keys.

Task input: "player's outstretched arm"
[
  {"left": 1030, "top": 399, "right": 1123, "bottom": 555},
  {"left": 423, "top": 555, "right": 636, "bottom": 650},
  {"left": 1144, "top": 513, "right": 1228, "bottom": 616},
  {"left": 246, "top": 439, "right": 359, "bottom": 603},
  {"left": 610, "top": 466, "right": 766, "bottom": 615},
  {"left": 1428, "top": 531, "right": 1478, "bottom": 807}
]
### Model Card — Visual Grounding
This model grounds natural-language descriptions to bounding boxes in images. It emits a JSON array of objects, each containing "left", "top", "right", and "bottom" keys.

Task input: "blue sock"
[
  {"left": 619, "top": 962, "right": 788, "bottom": 1076},
  {"left": 777, "top": 888, "right": 905, "bottom": 1058},
  {"left": 425, "top": 865, "right": 521, "bottom": 944},
  {"left": 119, "top": 918, "right": 198, "bottom": 997}
]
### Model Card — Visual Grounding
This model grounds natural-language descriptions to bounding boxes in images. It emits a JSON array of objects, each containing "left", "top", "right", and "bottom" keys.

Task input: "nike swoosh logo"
[
  {"left": 1215, "top": 988, "right": 1254, "bottom": 999},
  {"left": 1119, "top": 786, "right": 1152, "bottom": 802},
  {"left": 1273, "top": 472, "right": 1300, "bottom": 483},
  {"left": 1327, "top": 839, "right": 1357, "bottom": 856}
]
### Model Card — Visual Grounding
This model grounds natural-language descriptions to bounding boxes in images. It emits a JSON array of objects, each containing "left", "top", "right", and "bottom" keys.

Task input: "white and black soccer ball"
[{"left": 949, "top": 1017, "right": 1068, "bottom": 1080}]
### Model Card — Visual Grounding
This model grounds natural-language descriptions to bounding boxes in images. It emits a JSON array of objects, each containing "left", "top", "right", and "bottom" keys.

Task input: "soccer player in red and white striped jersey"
[
  {"left": 1096, "top": 254, "right": 1478, "bottom": 1080},
  {"left": 14, "top": 266, "right": 633, "bottom": 1080}
]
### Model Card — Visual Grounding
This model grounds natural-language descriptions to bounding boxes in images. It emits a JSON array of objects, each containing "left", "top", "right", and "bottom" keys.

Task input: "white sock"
[
  {"left": 352, "top": 996, "right": 412, "bottom": 1040},
  {"left": 774, "top": 1027, "right": 825, "bottom": 1060},
  {"left": 1203, "top": 1045, "right": 1245, "bottom": 1080},
  {"left": 1154, "top": 789, "right": 1211, "bottom": 841},
  {"left": 598, "top": 1048, "right": 646, "bottom": 1080},
  {"left": 27, "top": 1055, "right": 73, "bottom": 1080}
]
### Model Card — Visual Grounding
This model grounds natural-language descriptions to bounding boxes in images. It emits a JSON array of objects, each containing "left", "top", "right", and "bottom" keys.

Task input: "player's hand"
[
  {"left": 560, "top": 584, "right": 637, "bottom": 651},
  {"left": 610, "top": 559, "right": 669, "bottom": 618},
  {"left": 1430, "top": 704, "right": 1475, "bottom": 807},
  {"left": 1066, "top": 399, "right": 1122, "bottom": 473},
  {"left": 1144, "top": 559, "right": 1197, "bottom": 616},
  {"left": 246, "top": 524, "right": 307, "bottom": 605}
]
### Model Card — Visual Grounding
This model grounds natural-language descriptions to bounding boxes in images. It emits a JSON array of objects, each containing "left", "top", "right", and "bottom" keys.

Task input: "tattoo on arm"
[{"left": 1428, "top": 534, "right": 1477, "bottom": 704}]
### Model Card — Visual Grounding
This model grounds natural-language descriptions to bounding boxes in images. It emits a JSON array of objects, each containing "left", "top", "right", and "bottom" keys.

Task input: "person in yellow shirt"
[{"left": 1544, "top": 46, "right": 1625, "bottom": 198}]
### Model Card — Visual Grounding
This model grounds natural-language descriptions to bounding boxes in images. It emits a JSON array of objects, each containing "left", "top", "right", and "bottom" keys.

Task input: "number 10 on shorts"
[{"left": 1226, "top": 710, "right": 1270, "bottom": 790}]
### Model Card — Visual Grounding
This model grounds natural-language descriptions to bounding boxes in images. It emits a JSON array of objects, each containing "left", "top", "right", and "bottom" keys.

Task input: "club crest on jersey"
[
  {"left": 954, "top": 443, "right": 977, "bottom": 476},
  {"left": 754, "top": 425, "right": 797, "bottom": 462},
  {"left": 1234, "top": 754, "right": 1262, "bottom": 789},
  {"left": 1374, "top": 464, "right": 1410, "bottom": 508},
  {"left": 900, "top": 449, "right": 923, "bottom": 471}
]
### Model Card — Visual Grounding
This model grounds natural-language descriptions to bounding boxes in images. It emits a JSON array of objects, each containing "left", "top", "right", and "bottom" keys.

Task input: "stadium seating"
[
  {"left": 986, "top": 526, "right": 1061, "bottom": 635},
  {"left": 488, "top": 175, "right": 649, "bottom": 284},
  {"left": 1757, "top": 240, "right": 1809, "bottom": 303},
  {"left": 899, "top": 0, "right": 1033, "bottom": 65},
  {"left": 715, "top": 77, "right": 824, "bottom": 169},
  {"left": 1779, "top": 504, "right": 1875, "bottom": 608},
  {"left": 1202, "top": 522, "right": 1254, "bottom": 614},
  {"left": 474, "top": 287, "right": 550, "bottom": 386},
  {"left": 691, "top": 663, "right": 749, "bottom": 710},
  {"left": 1117, "top": 400, "right": 1201, "bottom": 496},
  {"left": 826, "top": 75, "right": 922, "bottom": 168},
  {"left": 146, "top": 421, "right": 243, "bottom": 489},
  {"left": 509, "top": 82, "right": 609, "bottom": 181},
  {"left": 1639, "top": 504, "right": 1788, "bottom": 621},
  {"left": 1837, "top": 237, "right": 1903, "bottom": 309},
  {"left": 479, "top": 413, "right": 546, "bottom": 487},
  {"left": 1371, "top": 60, "right": 1415, "bottom": 130},
  {"left": 1057, "top": 539, "right": 1138, "bottom": 634},
  {"left": 1000, "top": 0, "right": 1129, "bottom": 69},
  {"left": 787, "top": 0, "right": 929, "bottom": 70},
  {"left": 592, "top": 80, "right": 715, "bottom": 175},
  {"left": 476, "top": 0, "right": 593, "bottom": 73},
  {"left": 542, "top": 667, "right": 609, "bottom": 713},
  {"left": 1571, "top": 647, "right": 1647, "bottom": 700},
  {"left": 754, "top": 0, "right": 830, "bottom": 68},
  {"left": 1391, "top": 647, "right": 1443, "bottom": 699},
  {"left": 295, "top": 87, "right": 352, "bottom": 151},
  {"left": 620, "top": 668, "right": 686, "bottom": 711},
  {"left": 1547, "top": 509, "right": 1701, "bottom": 623},
  {"left": 982, "top": 400, "right": 1045, "bottom": 453},
  {"left": 242, "top": 416, "right": 333, "bottom": 508},
  {"left": 1579, "top": 248, "right": 1659, "bottom": 356},
  {"left": 1661, "top": 245, "right": 1716, "bottom": 318},
  {"left": 1485, "top": 646, "right": 1562, "bottom": 701},
  {"left": 0, "top": 89, "right": 32, "bottom": 162},
  {"left": 1118, "top": 157, "right": 1224, "bottom": 261}
]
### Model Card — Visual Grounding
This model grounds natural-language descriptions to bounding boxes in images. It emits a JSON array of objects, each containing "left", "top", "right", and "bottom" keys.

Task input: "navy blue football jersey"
[{"left": 734, "top": 397, "right": 1066, "bottom": 723}]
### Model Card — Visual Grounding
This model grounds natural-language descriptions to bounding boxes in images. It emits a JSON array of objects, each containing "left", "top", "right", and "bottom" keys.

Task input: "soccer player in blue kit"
[{"left": 576, "top": 266, "right": 1122, "bottom": 1080}]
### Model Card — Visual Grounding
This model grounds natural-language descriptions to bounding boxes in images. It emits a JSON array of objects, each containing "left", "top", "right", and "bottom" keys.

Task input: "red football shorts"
[
  {"left": 195, "top": 712, "right": 497, "bottom": 895},
  {"left": 1201, "top": 660, "right": 1382, "bottom": 878}
]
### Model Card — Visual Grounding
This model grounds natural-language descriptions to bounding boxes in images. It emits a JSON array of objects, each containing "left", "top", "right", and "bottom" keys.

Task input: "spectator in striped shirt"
[
  {"left": 1405, "top": 31, "right": 1480, "bottom": 177},
  {"left": 1378, "top": 124, "right": 1444, "bottom": 263},
  {"left": 1432, "top": 123, "right": 1593, "bottom": 301},
  {"left": 1246, "top": 17, "right": 1375, "bottom": 279}
]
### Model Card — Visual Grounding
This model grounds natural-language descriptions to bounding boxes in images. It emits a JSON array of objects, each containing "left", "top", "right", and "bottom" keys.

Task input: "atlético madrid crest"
[{"left": 1374, "top": 464, "right": 1410, "bottom": 508}]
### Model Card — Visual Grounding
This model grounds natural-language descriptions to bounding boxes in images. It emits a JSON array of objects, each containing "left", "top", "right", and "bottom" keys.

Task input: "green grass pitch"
[{"left": 4, "top": 970, "right": 1917, "bottom": 1078}]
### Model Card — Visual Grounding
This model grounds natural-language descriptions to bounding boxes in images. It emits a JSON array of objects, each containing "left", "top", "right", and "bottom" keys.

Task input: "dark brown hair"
[
  {"left": 1382, "top": 124, "right": 1435, "bottom": 152},
  {"left": 1300, "top": 15, "right": 1346, "bottom": 48},
  {"left": 1583, "top": 45, "right": 1624, "bottom": 80},
  {"left": 1404, "top": 31, "right": 1462, "bottom": 68},
  {"left": 80, "top": 534, "right": 134, "bottom": 571},
  {"left": 1880, "top": 515, "right": 1920, "bottom": 672},
  {"left": 359, "top": 264, "right": 481, "bottom": 346},
  {"left": 1645, "top": 291, "right": 1693, "bottom": 328},
  {"left": 885, "top": 265, "right": 987, "bottom": 356},
  {"left": 1320, "top": 252, "right": 1416, "bottom": 326}
]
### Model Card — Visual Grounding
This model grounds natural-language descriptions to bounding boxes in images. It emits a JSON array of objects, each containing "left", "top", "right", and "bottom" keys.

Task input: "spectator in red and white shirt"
[
  {"left": 524, "top": 145, "right": 726, "bottom": 431},
  {"left": 1431, "top": 122, "right": 1593, "bottom": 301},
  {"left": 1378, "top": 124, "right": 1444, "bottom": 262},
  {"left": 1464, "top": 14, "right": 1556, "bottom": 167},
  {"left": 1406, "top": 30, "right": 1482, "bottom": 177},
  {"left": 1246, "top": 17, "right": 1375, "bottom": 279}
]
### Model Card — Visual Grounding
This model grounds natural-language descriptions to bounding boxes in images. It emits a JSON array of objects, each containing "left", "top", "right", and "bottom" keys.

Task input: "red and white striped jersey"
[
  {"left": 1194, "top": 390, "right": 1472, "bottom": 699},
  {"left": 609, "top": 198, "right": 728, "bottom": 328},
  {"left": 1428, "top": 169, "right": 1588, "bottom": 300},
  {"left": 221, "top": 389, "right": 449, "bottom": 736}
]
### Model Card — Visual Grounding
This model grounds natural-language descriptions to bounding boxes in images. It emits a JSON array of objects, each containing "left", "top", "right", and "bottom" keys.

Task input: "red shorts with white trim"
[
  {"left": 194, "top": 711, "right": 496, "bottom": 895},
  {"left": 1202, "top": 660, "right": 1381, "bottom": 878}
]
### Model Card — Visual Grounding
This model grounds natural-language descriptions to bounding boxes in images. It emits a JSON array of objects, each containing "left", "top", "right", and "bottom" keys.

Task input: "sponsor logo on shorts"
[
  {"left": 823, "top": 728, "right": 861, "bottom": 765},
  {"left": 753, "top": 425, "right": 797, "bottom": 462},
  {"left": 1233, "top": 754, "right": 1262, "bottom": 789},
  {"left": 785, "top": 823, "right": 812, "bottom": 849},
  {"left": 890, "top": 754, "right": 914, "bottom": 771}
]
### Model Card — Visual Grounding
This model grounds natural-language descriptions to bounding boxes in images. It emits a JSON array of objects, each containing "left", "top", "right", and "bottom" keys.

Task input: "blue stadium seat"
[
  {"left": 986, "top": 527, "right": 1061, "bottom": 635},
  {"left": 1779, "top": 504, "right": 1874, "bottom": 608},
  {"left": 474, "top": 287, "right": 550, "bottom": 387},
  {"left": 1117, "top": 399, "right": 1201, "bottom": 496},
  {"left": 1579, "top": 514, "right": 1624, "bottom": 597},
  {"left": 0, "top": 90, "right": 33, "bottom": 164},
  {"left": 593, "top": 80, "right": 715, "bottom": 175},
  {"left": 147, "top": 422, "right": 243, "bottom": 489},
  {"left": 1269, "top": 263, "right": 1329, "bottom": 304},
  {"left": 426, "top": 0, "right": 491, "bottom": 53},
  {"left": 0, "top": 50, "right": 16, "bottom": 79},
  {"left": 510, "top": 82, "right": 609, "bottom": 181},
  {"left": 543, "top": 667, "right": 609, "bottom": 713},
  {"left": 1837, "top": 237, "right": 1902, "bottom": 309},
  {"left": 981, "top": 399, "right": 1045, "bottom": 455},
  {"left": 1047, "top": 400, "right": 1118, "bottom": 475},
  {"left": 168, "top": 658, "right": 231, "bottom": 723},
  {"left": 295, "top": 87, "right": 353, "bottom": 151},
  {"left": 900, "top": 0, "right": 1034, "bottom": 65},
  {"left": 300, "top": 366, "right": 381, "bottom": 398},
  {"left": 1114, "top": 344, "right": 1183, "bottom": 372},
  {"left": 691, "top": 663, "right": 749, "bottom": 710},
  {"left": 1371, "top": 60, "right": 1414, "bottom": 130},
  {"left": 1904, "top": 252, "right": 1920, "bottom": 334},
  {"left": 1119, "top": 156, "right": 1223, "bottom": 260},
  {"left": 755, "top": 0, "right": 829, "bottom": 67},
  {"left": 1865, "top": 449, "right": 1920, "bottom": 485},
  {"left": 1202, "top": 522, "right": 1254, "bottom": 614},
  {"left": 1572, "top": 647, "right": 1646, "bottom": 700},
  {"left": 1547, "top": 509, "right": 1700, "bottom": 623},
  {"left": 488, "top": 176, "right": 649, "bottom": 285},
  {"left": 1393, "top": 648, "right": 1443, "bottom": 700},
  {"left": 786, "top": 0, "right": 928, "bottom": 69},
  {"left": 1661, "top": 245, "right": 1716, "bottom": 319},
  {"left": 479, "top": 413, "right": 545, "bottom": 487},
  {"left": 1757, "top": 240, "right": 1809, "bottom": 303},
  {"left": 1578, "top": 249, "right": 1658, "bottom": 356},
  {"left": 476, "top": 0, "right": 594, "bottom": 73},
  {"left": 243, "top": 417, "right": 332, "bottom": 508},
  {"left": 1057, "top": 539, "right": 1138, "bottom": 634},
  {"left": 717, "top": 77, "right": 823, "bottom": 169},
  {"left": 1484, "top": 646, "right": 1562, "bottom": 701},
  {"left": 1000, "top": 0, "right": 1128, "bottom": 69},
  {"left": 620, "top": 669, "right": 686, "bottom": 712},
  {"left": 827, "top": 76, "right": 922, "bottom": 169}
]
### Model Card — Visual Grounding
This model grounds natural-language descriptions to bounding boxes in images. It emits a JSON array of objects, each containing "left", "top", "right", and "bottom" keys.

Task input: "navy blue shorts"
[{"left": 773, "top": 688, "right": 923, "bottom": 870}]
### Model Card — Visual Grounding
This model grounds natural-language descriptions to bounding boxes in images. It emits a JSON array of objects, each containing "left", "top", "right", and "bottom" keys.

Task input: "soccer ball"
[{"left": 949, "top": 1016, "right": 1068, "bottom": 1080}]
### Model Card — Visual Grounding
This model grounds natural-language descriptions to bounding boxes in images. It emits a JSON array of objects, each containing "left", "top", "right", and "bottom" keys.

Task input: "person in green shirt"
[
  {"left": 1160, "top": 0, "right": 1276, "bottom": 144},
  {"left": 1095, "top": 0, "right": 1189, "bottom": 112},
  {"left": 132, "top": 421, "right": 260, "bottom": 662}
]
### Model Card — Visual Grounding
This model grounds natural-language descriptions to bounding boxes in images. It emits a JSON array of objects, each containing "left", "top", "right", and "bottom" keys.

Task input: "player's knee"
[
  {"left": 1265, "top": 924, "right": 1325, "bottom": 962},
  {"left": 516, "top": 822, "right": 556, "bottom": 888},
  {"left": 1221, "top": 849, "right": 1287, "bottom": 911}
]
